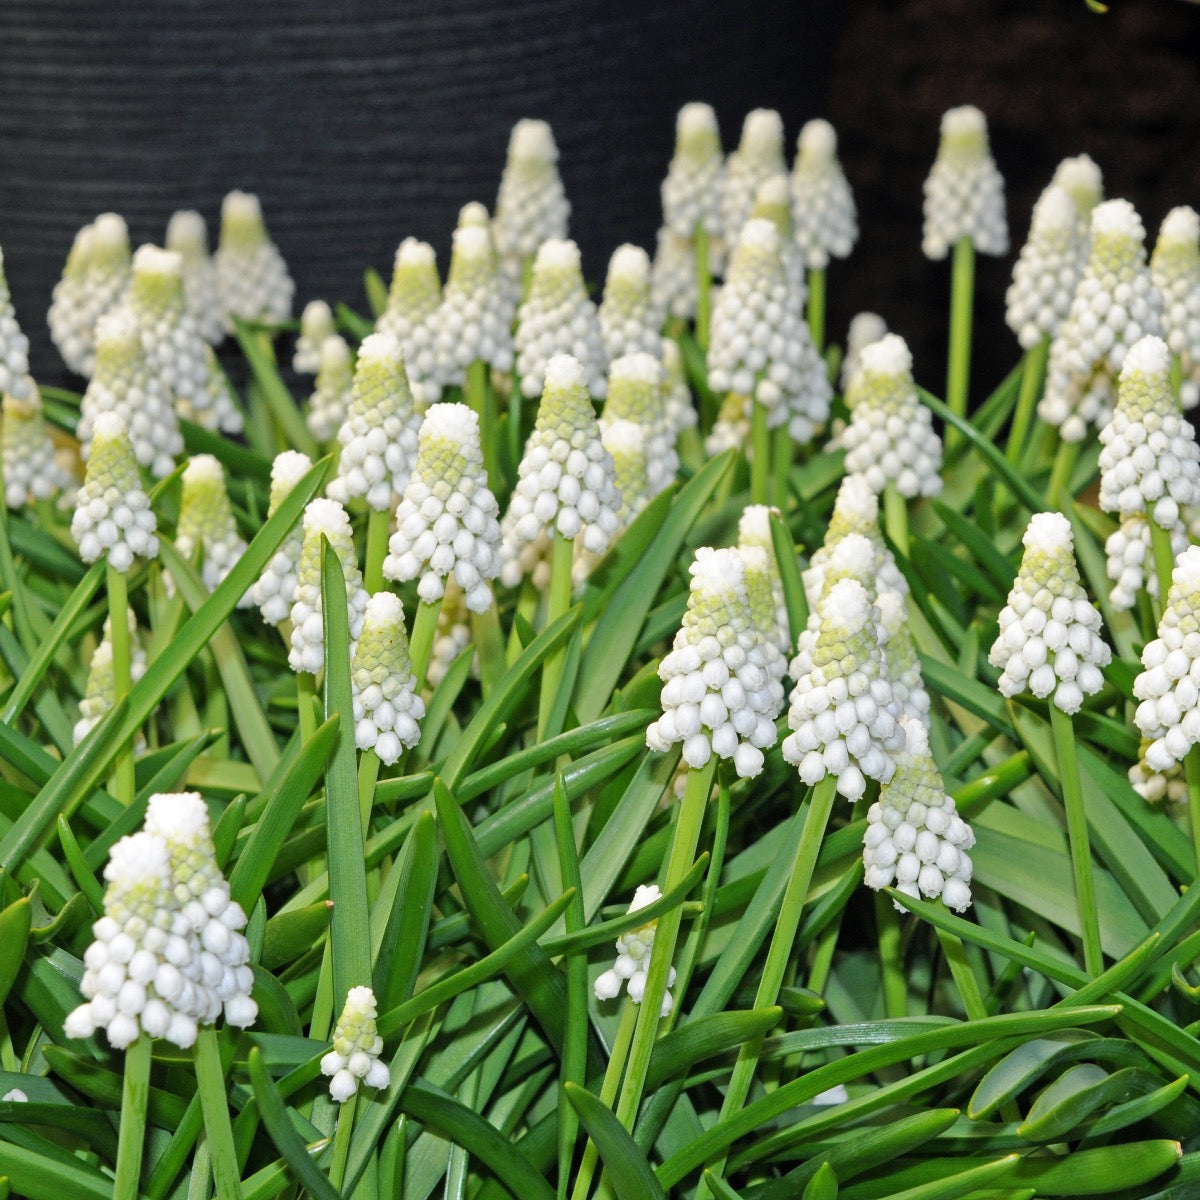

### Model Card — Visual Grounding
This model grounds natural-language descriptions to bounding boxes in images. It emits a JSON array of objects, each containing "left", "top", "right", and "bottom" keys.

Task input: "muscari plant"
[{"left": 0, "top": 103, "right": 1196, "bottom": 1200}]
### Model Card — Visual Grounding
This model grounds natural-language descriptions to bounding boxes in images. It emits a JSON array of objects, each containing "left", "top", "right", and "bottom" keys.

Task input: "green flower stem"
[
  {"left": 107, "top": 563, "right": 136, "bottom": 807},
  {"left": 935, "top": 927, "right": 988, "bottom": 1020},
  {"left": 876, "top": 892, "right": 908, "bottom": 1018},
  {"left": 1148, "top": 515, "right": 1177, "bottom": 622},
  {"left": 696, "top": 773, "right": 839, "bottom": 1198},
  {"left": 945, "top": 235, "right": 975, "bottom": 452},
  {"left": 470, "top": 598, "right": 505, "bottom": 698},
  {"left": 1171, "top": 353, "right": 1184, "bottom": 400},
  {"left": 770, "top": 425, "right": 793, "bottom": 509},
  {"left": 1047, "top": 437, "right": 1080, "bottom": 507},
  {"left": 364, "top": 508, "right": 390, "bottom": 595},
  {"left": 195, "top": 1026, "right": 243, "bottom": 1200},
  {"left": 358, "top": 749, "right": 381, "bottom": 836},
  {"left": 467, "top": 359, "right": 503, "bottom": 491},
  {"left": 537, "top": 531, "right": 575, "bottom": 739},
  {"left": 1005, "top": 337, "right": 1049, "bottom": 466},
  {"left": 695, "top": 224, "right": 712, "bottom": 352},
  {"left": 806, "top": 267, "right": 826, "bottom": 352},
  {"left": 297, "top": 670, "right": 318, "bottom": 745},
  {"left": 114, "top": 1033, "right": 153, "bottom": 1200},
  {"left": 327, "top": 1091, "right": 358, "bottom": 1194},
  {"left": 408, "top": 596, "right": 444, "bottom": 697},
  {"left": 882, "top": 484, "right": 910, "bottom": 559},
  {"left": 611, "top": 757, "right": 716, "bottom": 1134},
  {"left": 749, "top": 399, "right": 770, "bottom": 506},
  {"left": 1049, "top": 702, "right": 1103, "bottom": 976},
  {"left": 1185, "top": 749, "right": 1200, "bottom": 877}
]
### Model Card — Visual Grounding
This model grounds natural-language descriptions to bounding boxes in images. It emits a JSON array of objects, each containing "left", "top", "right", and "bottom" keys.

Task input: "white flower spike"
[
  {"left": 74, "top": 613, "right": 148, "bottom": 745},
  {"left": 737, "top": 504, "right": 789, "bottom": 653},
  {"left": 790, "top": 119, "right": 858, "bottom": 270},
  {"left": 174, "top": 455, "right": 250, "bottom": 601},
  {"left": 598, "top": 244, "right": 662, "bottom": 361},
  {"left": 988, "top": 512, "right": 1111, "bottom": 715},
  {"left": 660, "top": 338, "right": 697, "bottom": 435},
  {"left": 661, "top": 102, "right": 724, "bottom": 243},
  {"left": 722, "top": 109, "right": 785, "bottom": 250},
  {"left": 1105, "top": 514, "right": 1188, "bottom": 612},
  {"left": 305, "top": 334, "right": 355, "bottom": 444},
  {"left": 602, "top": 352, "right": 678, "bottom": 497},
  {"left": 251, "top": 450, "right": 314, "bottom": 627},
  {"left": 593, "top": 885, "right": 676, "bottom": 1017},
  {"left": 922, "top": 105, "right": 1007, "bottom": 260},
  {"left": 165, "top": 210, "right": 225, "bottom": 345},
  {"left": 839, "top": 312, "right": 889, "bottom": 395},
  {"left": 214, "top": 190, "right": 294, "bottom": 329},
  {"left": 0, "top": 249, "right": 31, "bottom": 401},
  {"left": 321, "top": 986, "right": 391, "bottom": 1103},
  {"left": 375, "top": 238, "right": 442, "bottom": 407},
  {"left": 1151, "top": 206, "right": 1200, "bottom": 410},
  {"left": 293, "top": 299, "right": 336, "bottom": 374},
  {"left": 1006, "top": 185, "right": 1083, "bottom": 350},
  {"left": 651, "top": 226, "right": 699, "bottom": 322},
  {"left": 493, "top": 119, "right": 570, "bottom": 278},
  {"left": 1052, "top": 154, "right": 1104, "bottom": 241},
  {"left": 2, "top": 387, "right": 74, "bottom": 509},
  {"left": 351, "top": 592, "right": 424, "bottom": 765}
]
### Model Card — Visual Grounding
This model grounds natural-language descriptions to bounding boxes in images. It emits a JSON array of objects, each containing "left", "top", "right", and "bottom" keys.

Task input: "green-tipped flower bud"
[
  {"left": 1052, "top": 154, "right": 1104, "bottom": 241},
  {"left": 435, "top": 224, "right": 515, "bottom": 386},
  {"left": 321, "top": 986, "right": 390, "bottom": 1103},
  {"left": 1151, "top": 205, "right": 1200, "bottom": 410},
  {"left": 839, "top": 311, "right": 889, "bottom": 394},
  {"left": 251, "top": 450, "right": 313, "bottom": 626},
  {"left": 1006, "top": 184, "right": 1083, "bottom": 349},
  {"left": 599, "top": 244, "right": 662, "bottom": 361},
  {"left": 305, "top": 334, "right": 355, "bottom": 444},
  {"left": 174, "top": 455, "right": 249, "bottom": 600},
  {"left": 351, "top": 591, "right": 424, "bottom": 765},
  {"left": 737, "top": 504, "right": 789, "bottom": 652},
  {"left": 493, "top": 119, "right": 570, "bottom": 277},
  {"left": 790, "top": 119, "right": 858, "bottom": 270},
  {"left": 293, "top": 299, "right": 335, "bottom": 374},
  {"left": 602, "top": 352, "right": 677, "bottom": 496},
  {"left": 722, "top": 109, "right": 785, "bottom": 249},
  {"left": 375, "top": 238, "right": 442, "bottom": 406},
  {"left": 214, "top": 190, "right": 294, "bottom": 329},
  {"left": 661, "top": 102, "right": 724, "bottom": 242},
  {"left": 165, "top": 210, "right": 225, "bottom": 345}
]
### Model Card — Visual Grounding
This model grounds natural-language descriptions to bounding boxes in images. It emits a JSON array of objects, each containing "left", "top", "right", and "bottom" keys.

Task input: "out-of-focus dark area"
[{"left": 0, "top": 0, "right": 1197, "bottom": 394}]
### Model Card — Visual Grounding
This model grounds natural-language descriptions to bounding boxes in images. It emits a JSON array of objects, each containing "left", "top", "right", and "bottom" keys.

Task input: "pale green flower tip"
[
  {"left": 923, "top": 109, "right": 1007, "bottom": 258},
  {"left": 859, "top": 333, "right": 913, "bottom": 384},
  {"left": 90, "top": 213, "right": 132, "bottom": 267},
  {"left": 1033, "top": 185, "right": 1077, "bottom": 236},
  {"left": 605, "top": 244, "right": 651, "bottom": 293},
  {"left": 220, "top": 190, "right": 268, "bottom": 248},
  {"left": 685, "top": 545, "right": 750, "bottom": 628},
  {"left": 1052, "top": 154, "right": 1103, "bottom": 219},
  {"left": 509, "top": 118, "right": 558, "bottom": 165},
  {"left": 938, "top": 105, "right": 989, "bottom": 160},
  {"left": 1090, "top": 198, "right": 1146, "bottom": 259},
  {"left": 393, "top": 237, "right": 439, "bottom": 287},
  {"left": 180, "top": 454, "right": 232, "bottom": 526},
  {"left": 1155, "top": 206, "right": 1200, "bottom": 260},
  {"left": 532, "top": 237, "right": 584, "bottom": 287},
  {"left": 751, "top": 174, "right": 793, "bottom": 238},
  {"left": 676, "top": 102, "right": 721, "bottom": 160},
  {"left": 606, "top": 351, "right": 661, "bottom": 422},
  {"left": 415, "top": 401, "right": 482, "bottom": 470},
  {"left": 354, "top": 331, "right": 411, "bottom": 397},
  {"left": 268, "top": 450, "right": 314, "bottom": 515},
  {"left": 300, "top": 299, "right": 335, "bottom": 341},
  {"left": 540, "top": 353, "right": 593, "bottom": 425},
  {"left": 165, "top": 210, "right": 209, "bottom": 260},
  {"left": 129, "top": 244, "right": 185, "bottom": 312},
  {"left": 458, "top": 201, "right": 491, "bottom": 229},
  {"left": 449, "top": 224, "right": 494, "bottom": 273},
  {"left": 797, "top": 118, "right": 838, "bottom": 166},
  {"left": 1120, "top": 334, "right": 1172, "bottom": 391},
  {"left": 602, "top": 417, "right": 649, "bottom": 504},
  {"left": 738, "top": 108, "right": 784, "bottom": 160},
  {"left": 738, "top": 543, "right": 778, "bottom": 628},
  {"left": 354, "top": 591, "right": 414, "bottom": 678},
  {"left": 737, "top": 504, "right": 777, "bottom": 550}
]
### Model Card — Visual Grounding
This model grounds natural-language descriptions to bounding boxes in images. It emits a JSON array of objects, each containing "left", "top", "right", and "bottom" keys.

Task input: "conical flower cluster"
[
  {"left": 71, "top": 413, "right": 158, "bottom": 572},
  {"left": 1105, "top": 514, "right": 1188, "bottom": 612},
  {"left": 645, "top": 546, "right": 781, "bottom": 779},
  {"left": 65, "top": 792, "right": 255, "bottom": 1050},
  {"left": 428, "top": 579, "right": 474, "bottom": 689},
  {"left": 722, "top": 109, "right": 785, "bottom": 249},
  {"left": 661, "top": 103, "right": 724, "bottom": 243},
  {"left": 1006, "top": 185, "right": 1084, "bottom": 350},
  {"left": 921, "top": 105, "right": 1008, "bottom": 260},
  {"left": 174, "top": 455, "right": 249, "bottom": 600},
  {"left": 214, "top": 191, "right": 294, "bottom": 329},
  {"left": 305, "top": 334, "right": 355, "bottom": 444},
  {"left": 593, "top": 885, "right": 676, "bottom": 1018},
  {"left": 1052, "top": 154, "right": 1104, "bottom": 240},
  {"left": 790, "top": 119, "right": 857, "bottom": 270},
  {"left": 374, "top": 238, "right": 442, "bottom": 406},
  {"left": 840, "top": 312, "right": 888, "bottom": 394},
  {"left": 651, "top": 225, "right": 699, "bottom": 322},
  {"left": 514, "top": 239, "right": 607, "bottom": 399},
  {"left": 293, "top": 299, "right": 336, "bottom": 374},
  {"left": 321, "top": 986, "right": 391, "bottom": 1103},
  {"left": 1151, "top": 206, "right": 1200, "bottom": 411},
  {"left": 327, "top": 332, "right": 422, "bottom": 511},
  {"left": 863, "top": 718, "right": 975, "bottom": 912},
  {"left": 660, "top": 338, "right": 697, "bottom": 436},
  {"left": 842, "top": 334, "right": 942, "bottom": 497},
  {"left": 0, "top": 250, "right": 31, "bottom": 401},
  {"left": 750, "top": 174, "right": 804, "bottom": 299},
  {"left": 250, "top": 450, "right": 313, "bottom": 627},
  {"left": 598, "top": 245, "right": 661, "bottom": 361},
  {"left": 165, "top": 210, "right": 225, "bottom": 345},
  {"left": 383, "top": 403, "right": 502, "bottom": 612},
  {"left": 1133, "top": 546, "right": 1200, "bottom": 771},
  {"left": 499, "top": 355, "right": 621, "bottom": 586},
  {"left": 737, "top": 504, "right": 789, "bottom": 653},
  {"left": 602, "top": 352, "right": 677, "bottom": 497},
  {"left": 988, "top": 512, "right": 1110, "bottom": 714},
  {"left": 73, "top": 612, "right": 147, "bottom": 745},
  {"left": 2, "top": 388, "right": 74, "bottom": 509},
  {"left": 351, "top": 592, "right": 424, "bottom": 765},
  {"left": 492, "top": 119, "right": 570, "bottom": 277},
  {"left": 1040, "top": 199, "right": 1164, "bottom": 443}
]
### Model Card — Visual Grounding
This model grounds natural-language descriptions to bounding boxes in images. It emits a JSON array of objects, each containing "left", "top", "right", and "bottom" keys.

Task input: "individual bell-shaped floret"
[
  {"left": 48, "top": 213, "right": 132, "bottom": 377},
  {"left": 514, "top": 239, "right": 608, "bottom": 399},
  {"left": 289, "top": 498, "right": 369, "bottom": 675},
  {"left": 73, "top": 612, "right": 148, "bottom": 745},
  {"left": 839, "top": 312, "right": 889, "bottom": 394},
  {"left": 3, "top": 387, "right": 74, "bottom": 508},
  {"left": 781, "top": 573, "right": 905, "bottom": 801},
  {"left": 721, "top": 109, "right": 785, "bottom": 250},
  {"left": 71, "top": 412, "right": 158, "bottom": 572},
  {"left": 602, "top": 352, "right": 678, "bottom": 496},
  {"left": 842, "top": 334, "right": 942, "bottom": 498},
  {"left": 79, "top": 309, "right": 182, "bottom": 478},
  {"left": 0, "top": 249, "right": 31, "bottom": 401},
  {"left": 988, "top": 512, "right": 1111, "bottom": 714},
  {"left": 250, "top": 450, "right": 313, "bottom": 627},
  {"left": 1151, "top": 206, "right": 1200, "bottom": 410},
  {"left": 293, "top": 299, "right": 336, "bottom": 374},
  {"left": 1052, "top": 154, "right": 1104, "bottom": 242},
  {"left": 651, "top": 227, "right": 699, "bottom": 322},
  {"left": 305, "top": 334, "right": 355, "bottom": 444},
  {"left": 374, "top": 238, "right": 442, "bottom": 406},
  {"left": 737, "top": 504, "right": 789, "bottom": 653},
  {"left": 214, "top": 191, "right": 293, "bottom": 329},
  {"left": 434, "top": 224, "right": 516, "bottom": 387},
  {"left": 1105, "top": 513, "right": 1188, "bottom": 612},
  {"left": 1129, "top": 738, "right": 1186, "bottom": 805},
  {"left": 173, "top": 455, "right": 249, "bottom": 600},
  {"left": 499, "top": 354, "right": 622, "bottom": 587},
  {"left": 321, "top": 986, "right": 391, "bottom": 1103},
  {"left": 661, "top": 102, "right": 725, "bottom": 243},
  {"left": 1133, "top": 546, "right": 1200, "bottom": 771},
  {"left": 593, "top": 885, "right": 676, "bottom": 1017},
  {"left": 863, "top": 717, "right": 975, "bottom": 912},
  {"left": 1099, "top": 335, "right": 1200, "bottom": 529},
  {"left": 598, "top": 244, "right": 662, "bottom": 361},
  {"left": 1006, "top": 185, "right": 1083, "bottom": 350},
  {"left": 1040, "top": 199, "right": 1164, "bottom": 442},
  {"left": 790, "top": 119, "right": 858, "bottom": 271},
  {"left": 660, "top": 338, "right": 697, "bottom": 436},
  {"left": 492, "top": 119, "right": 570, "bottom": 280},
  {"left": 165, "top": 210, "right": 225, "bottom": 345},
  {"left": 327, "top": 331, "right": 422, "bottom": 511},
  {"left": 921, "top": 105, "right": 1008, "bottom": 260},
  {"left": 645, "top": 546, "right": 781, "bottom": 779},
  {"left": 383, "top": 402, "right": 502, "bottom": 612},
  {"left": 351, "top": 592, "right": 424, "bottom": 764}
]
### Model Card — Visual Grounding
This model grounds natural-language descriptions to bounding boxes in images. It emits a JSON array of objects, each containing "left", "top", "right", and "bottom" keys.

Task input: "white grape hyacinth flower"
[
  {"left": 721, "top": 109, "right": 786, "bottom": 251},
  {"left": 988, "top": 512, "right": 1111, "bottom": 715},
  {"left": 493, "top": 118, "right": 571, "bottom": 279},
  {"left": 876, "top": 590, "right": 932, "bottom": 729},
  {"left": 1151, "top": 206, "right": 1200, "bottom": 410},
  {"left": 499, "top": 354, "right": 622, "bottom": 586},
  {"left": 1105, "top": 513, "right": 1188, "bottom": 612},
  {"left": 306, "top": 334, "right": 355, "bottom": 444},
  {"left": 842, "top": 334, "right": 942, "bottom": 497},
  {"left": 661, "top": 338, "right": 697, "bottom": 435},
  {"left": 602, "top": 352, "right": 678, "bottom": 497},
  {"left": 514, "top": 239, "right": 608, "bottom": 399},
  {"left": 839, "top": 312, "right": 889, "bottom": 395},
  {"left": 351, "top": 592, "right": 424, "bottom": 765},
  {"left": 1129, "top": 739, "right": 1186, "bottom": 805},
  {"left": 790, "top": 119, "right": 858, "bottom": 271},
  {"left": 74, "top": 612, "right": 148, "bottom": 745},
  {"left": 251, "top": 450, "right": 313, "bottom": 626},
  {"left": 70, "top": 412, "right": 158, "bottom": 572},
  {"left": 1133, "top": 546, "right": 1200, "bottom": 772},
  {"left": 599, "top": 244, "right": 662, "bottom": 362},
  {"left": 737, "top": 503, "right": 789, "bottom": 653},
  {"left": 1039, "top": 198, "right": 1164, "bottom": 443},
  {"left": 651, "top": 226, "right": 699, "bottom": 322},
  {"left": 2, "top": 388, "right": 74, "bottom": 509},
  {"left": 321, "top": 986, "right": 391, "bottom": 1103},
  {"left": 374, "top": 238, "right": 442, "bottom": 406},
  {"left": 427, "top": 579, "right": 474, "bottom": 689},
  {"left": 782, "top": 574, "right": 905, "bottom": 801},
  {"left": 645, "top": 546, "right": 781, "bottom": 780},
  {"left": 214, "top": 190, "right": 294, "bottom": 329},
  {"left": 863, "top": 717, "right": 975, "bottom": 912},
  {"left": 383, "top": 402, "right": 502, "bottom": 612},
  {"left": 165, "top": 209, "right": 225, "bottom": 345},
  {"left": 1053, "top": 154, "right": 1104, "bottom": 242},
  {"left": 0, "top": 248, "right": 31, "bottom": 401},
  {"left": 738, "top": 542, "right": 790, "bottom": 712},
  {"left": 593, "top": 885, "right": 675, "bottom": 1017},
  {"left": 921, "top": 105, "right": 1008, "bottom": 260},
  {"left": 750, "top": 174, "right": 805, "bottom": 299},
  {"left": 289, "top": 498, "right": 369, "bottom": 675},
  {"left": 661, "top": 102, "right": 725, "bottom": 244},
  {"left": 327, "top": 331, "right": 422, "bottom": 511},
  {"left": 1005, "top": 185, "right": 1083, "bottom": 350},
  {"left": 174, "top": 455, "right": 250, "bottom": 602},
  {"left": 293, "top": 299, "right": 336, "bottom": 374},
  {"left": 1098, "top": 335, "right": 1200, "bottom": 529}
]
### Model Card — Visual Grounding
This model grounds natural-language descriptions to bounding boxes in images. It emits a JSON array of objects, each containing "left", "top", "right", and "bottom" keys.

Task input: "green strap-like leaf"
[{"left": 565, "top": 1081, "right": 667, "bottom": 1200}]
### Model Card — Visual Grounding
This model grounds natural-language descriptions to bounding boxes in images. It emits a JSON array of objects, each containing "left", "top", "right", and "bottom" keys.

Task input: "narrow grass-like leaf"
[
  {"left": 0, "top": 1141, "right": 111, "bottom": 1200},
  {"left": 970, "top": 1031, "right": 1104, "bottom": 1119},
  {"left": 800, "top": 1163, "right": 837, "bottom": 1200},
  {"left": 262, "top": 902, "right": 333, "bottom": 970},
  {"left": 566, "top": 1082, "right": 667, "bottom": 1200},
  {"left": 1008, "top": 1139, "right": 1180, "bottom": 1194},
  {"left": 769, "top": 511, "right": 808, "bottom": 642},
  {"left": 857, "top": 1155, "right": 1020, "bottom": 1200},
  {"left": 373, "top": 811, "right": 437, "bottom": 1010},
  {"left": 1019, "top": 1065, "right": 1167, "bottom": 1142},
  {"left": 0, "top": 899, "right": 29, "bottom": 1007},
  {"left": 233, "top": 318, "right": 319, "bottom": 457},
  {"left": 1084, "top": 1073, "right": 1191, "bottom": 1140},
  {"left": 646, "top": 1008, "right": 781, "bottom": 1091},
  {"left": 57, "top": 817, "right": 103, "bottom": 912}
]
